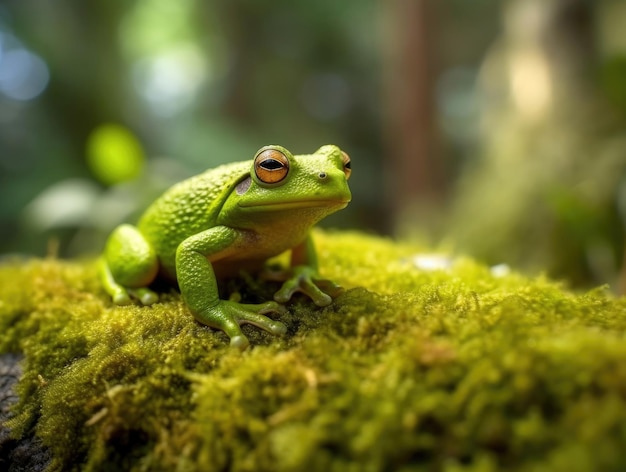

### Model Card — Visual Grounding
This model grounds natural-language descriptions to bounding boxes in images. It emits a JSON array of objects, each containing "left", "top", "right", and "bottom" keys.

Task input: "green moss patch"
[{"left": 1, "top": 230, "right": 626, "bottom": 471}]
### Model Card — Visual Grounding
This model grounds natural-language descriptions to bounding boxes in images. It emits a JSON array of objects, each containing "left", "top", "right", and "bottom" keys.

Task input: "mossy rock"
[{"left": 1, "top": 230, "right": 626, "bottom": 471}]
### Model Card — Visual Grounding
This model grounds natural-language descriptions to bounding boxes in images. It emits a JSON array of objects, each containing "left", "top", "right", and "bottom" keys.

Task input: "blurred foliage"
[{"left": 1, "top": 0, "right": 626, "bottom": 288}]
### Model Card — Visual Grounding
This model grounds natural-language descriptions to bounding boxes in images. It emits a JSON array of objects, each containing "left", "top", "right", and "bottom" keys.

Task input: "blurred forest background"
[{"left": 0, "top": 0, "right": 625, "bottom": 290}]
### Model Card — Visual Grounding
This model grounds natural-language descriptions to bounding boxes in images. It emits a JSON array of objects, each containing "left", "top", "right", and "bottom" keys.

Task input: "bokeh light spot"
[
  {"left": 0, "top": 44, "right": 50, "bottom": 101},
  {"left": 132, "top": 44, "right": 207, "bottom": 117},
  {"left": 86, "top": 124, "right": 145, "bottom": 185}
]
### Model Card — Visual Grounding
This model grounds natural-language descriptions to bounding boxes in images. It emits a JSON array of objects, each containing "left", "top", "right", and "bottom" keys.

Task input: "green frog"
[{"left": 100, "top": 144, "right": 352, "bottom": 350}]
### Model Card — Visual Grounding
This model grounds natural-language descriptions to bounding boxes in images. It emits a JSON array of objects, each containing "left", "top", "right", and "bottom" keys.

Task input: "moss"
[{"left": 1, "top": 230, "right": 626, "bottom": 471}]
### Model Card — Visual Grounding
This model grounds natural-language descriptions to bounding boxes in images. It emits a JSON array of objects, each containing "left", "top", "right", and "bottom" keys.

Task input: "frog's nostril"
[{"left": 318, "top": 172, "right": 327, "bottom": 180}]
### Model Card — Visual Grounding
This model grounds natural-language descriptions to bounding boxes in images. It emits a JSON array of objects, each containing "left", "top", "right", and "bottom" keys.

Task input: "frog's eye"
[
  {"left": 341, "top": 151, "right": 352, "bottom": 180},
  {"left": 254, "top": 148, "right": 290, "bottom": 184}
]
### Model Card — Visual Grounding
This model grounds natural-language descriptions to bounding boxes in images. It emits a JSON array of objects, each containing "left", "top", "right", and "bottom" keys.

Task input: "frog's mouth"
[{"left": 239, "top": 198, "right": 350, "bottom": 211}]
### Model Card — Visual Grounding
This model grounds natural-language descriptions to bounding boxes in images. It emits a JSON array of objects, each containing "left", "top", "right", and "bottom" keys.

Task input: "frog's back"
[{"left": 138, "top": 160, "right": 250, "bottom": 275}]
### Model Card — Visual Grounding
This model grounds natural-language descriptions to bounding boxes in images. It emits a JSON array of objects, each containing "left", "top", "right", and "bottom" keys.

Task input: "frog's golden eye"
[
  {"left": 341, "top": 151, "right": 352, "bottom": 180},
  {"left": 254, "top": 148, "right": 290, "bottom": 184}
]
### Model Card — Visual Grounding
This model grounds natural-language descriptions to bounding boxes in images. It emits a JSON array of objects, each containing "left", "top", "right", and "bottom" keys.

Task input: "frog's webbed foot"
[
  {"left": 194, "top": 300, "right": 288, "bottom": 351},
  {"left": 263, "top": 266, "right": 343, "bottom": 307}
]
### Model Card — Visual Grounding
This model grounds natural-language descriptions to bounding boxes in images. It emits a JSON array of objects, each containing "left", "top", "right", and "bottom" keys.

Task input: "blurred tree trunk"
[
  {"left": 382, "top": 0, "right": 445, "bottom": 235},
  {"left": 447, "top": 0, "right": 626, "bottom": 288}
]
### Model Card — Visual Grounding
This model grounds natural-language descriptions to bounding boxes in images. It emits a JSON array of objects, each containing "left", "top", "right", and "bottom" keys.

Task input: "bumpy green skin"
[{"left": 101, "top": 145, "right": 351, "bottom": 349}]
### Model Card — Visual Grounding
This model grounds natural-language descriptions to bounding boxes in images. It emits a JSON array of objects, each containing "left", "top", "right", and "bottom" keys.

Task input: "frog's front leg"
[
  {"left": 176, "top": 226, "right": 287, "bottom": 350},
  {"left": 272, "top": 234, "right": 343, "bottom": 306}
]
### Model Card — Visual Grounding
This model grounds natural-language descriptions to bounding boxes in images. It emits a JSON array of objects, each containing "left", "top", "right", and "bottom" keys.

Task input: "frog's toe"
[
  {"left": 230, "top": 335, "right": 250, "bottom": 351},
  {"left": 127, "top": 287, "right": 158, "bottom": 305},
  {"left": 239, "top": 303, "right": 288, "bottom": 336},
  {"left": 235, "top": 308, "right": 287, "bottom": 336},
  {"left": 141, "top": 291, "right": 158, "bottom": 305},
  {"left": 305, "top": 289, "right": 332, "bottom": 307},
  {"left": 314, "top": 279, "right": 344, "bottom": 299},
  {"left": 137, "top": 288, "right": 158, "bottom": 305},
  {"left": 112, "top": 290, "right": 132, "bottom": 305},
  {"left": 274, "top": 278, "right": 334, "bottom": 307},
  {"left": 267, "top": 320, "right": 287, "bottom": 336},
  {"left": 258, "top": 301, "right": 289, "bottom": 316},
  {"left": 273, "top": 288, "right": 292, "bottom": 304}
]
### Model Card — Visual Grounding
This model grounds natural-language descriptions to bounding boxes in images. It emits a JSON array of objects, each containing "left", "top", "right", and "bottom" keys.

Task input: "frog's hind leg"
[{"left": 100, "top": 224, "right": 159, "bottom": 305}]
